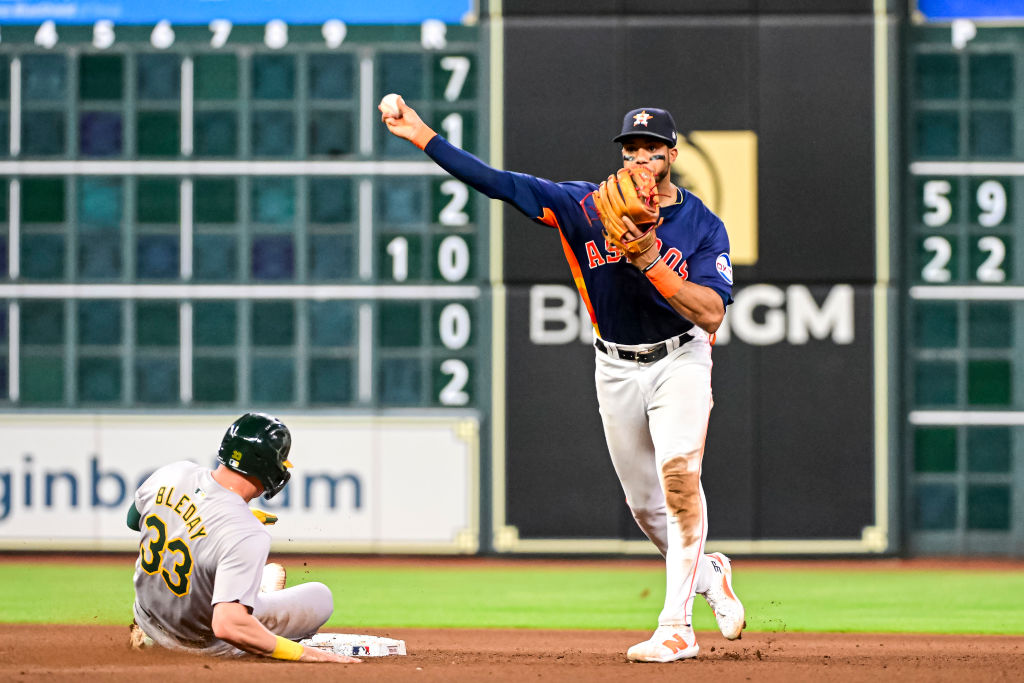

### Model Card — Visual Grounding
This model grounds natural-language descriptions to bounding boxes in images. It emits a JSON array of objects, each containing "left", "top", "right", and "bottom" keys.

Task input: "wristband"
[
  {"left": 411, "top": 125, "right": 437, "bottom": 150},
  {"left": 645, "top": 259, "right": 683, "bottom": 299},
  {"left": 640, "top": 253, "right": 663, "bottom": 274},
  {"left": 270, "top": 635, "right": 304, "bottom": 661}
]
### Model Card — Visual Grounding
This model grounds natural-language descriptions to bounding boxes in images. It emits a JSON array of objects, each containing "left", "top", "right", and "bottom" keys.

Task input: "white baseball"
[{"left": 380, "top": 93, "right": 402, "bottom": 118}]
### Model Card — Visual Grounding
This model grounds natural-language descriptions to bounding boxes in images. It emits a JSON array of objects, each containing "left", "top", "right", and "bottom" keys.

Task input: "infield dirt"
[{"left": 0, "top": 624, "right": 1020, "bottom": 682}]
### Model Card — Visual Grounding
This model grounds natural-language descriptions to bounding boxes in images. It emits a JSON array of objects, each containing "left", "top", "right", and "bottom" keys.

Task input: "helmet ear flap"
[{"left": 262, "top": 468, "right": 290, "bottom": 499}]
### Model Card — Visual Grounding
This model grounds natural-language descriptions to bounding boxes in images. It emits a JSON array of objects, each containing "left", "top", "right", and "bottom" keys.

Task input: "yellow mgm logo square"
[{"left": 672, "top": 131, "right": 758, "bottom": 266}]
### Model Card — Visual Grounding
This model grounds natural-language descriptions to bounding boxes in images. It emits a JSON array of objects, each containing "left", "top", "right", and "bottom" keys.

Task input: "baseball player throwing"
[
  {"left": 382, "top": 96, "right": 744, "bottom": 662},
  {"left": 127, "top": 412, "right": 359, "bottom": 663}
]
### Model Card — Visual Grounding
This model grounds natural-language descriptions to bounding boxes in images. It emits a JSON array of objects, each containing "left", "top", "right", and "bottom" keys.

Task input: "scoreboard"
[
  {"left": 0, "top": 2, "right": 490, "bottom": 412},
  {"left": 906, "top": 5, "right": 1023, "bottom": 554}
]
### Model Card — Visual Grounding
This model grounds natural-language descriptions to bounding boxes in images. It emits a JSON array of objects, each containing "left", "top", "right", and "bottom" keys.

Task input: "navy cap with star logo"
[{"left": 612, "top": 107, "right": 678, "bottom": 147}]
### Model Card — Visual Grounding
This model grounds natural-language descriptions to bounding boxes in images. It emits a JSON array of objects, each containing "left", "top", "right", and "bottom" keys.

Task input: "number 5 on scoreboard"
[{"left": 921, "top": 179, "right": 954, "bottom": 227}]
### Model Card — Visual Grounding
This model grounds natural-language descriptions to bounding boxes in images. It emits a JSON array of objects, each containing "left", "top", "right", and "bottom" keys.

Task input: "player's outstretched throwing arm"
[
  {"left": 380, "top": 94, "right": 584, "bottom": 230},
  {"left": 381, "top": 94, "right": 729, "bottom": 337}
]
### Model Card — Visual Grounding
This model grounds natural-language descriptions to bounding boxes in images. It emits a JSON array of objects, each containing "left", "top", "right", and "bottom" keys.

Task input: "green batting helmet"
[{"left": 217, "top": 412, "right": 293, "bottom": 499}]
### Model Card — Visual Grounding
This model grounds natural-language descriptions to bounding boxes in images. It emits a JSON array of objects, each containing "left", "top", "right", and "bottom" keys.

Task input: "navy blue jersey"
[{"left": 424, "top": 136, "right": 733, "bottom": 345}]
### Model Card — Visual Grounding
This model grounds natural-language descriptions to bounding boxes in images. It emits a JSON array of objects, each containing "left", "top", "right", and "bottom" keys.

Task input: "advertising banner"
[{"left": 0, "top": 414, "right": 479, "bottom": 553}]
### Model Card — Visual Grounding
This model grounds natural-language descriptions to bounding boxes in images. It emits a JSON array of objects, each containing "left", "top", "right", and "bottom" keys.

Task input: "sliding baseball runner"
[
  {"left": 381, "top": 95, "right": 745, "bottom": 662},
  {"left": 128, "top": 413, "right": 369, "bottom": 662}
]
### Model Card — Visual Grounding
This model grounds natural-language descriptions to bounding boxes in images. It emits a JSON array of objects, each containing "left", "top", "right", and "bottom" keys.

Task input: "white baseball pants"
[
  {"left": 252, "top": 581, "right": 334, "bottom": 639},
  {"left": 595, "top": 332, "right": 713, "bottom": 627}
]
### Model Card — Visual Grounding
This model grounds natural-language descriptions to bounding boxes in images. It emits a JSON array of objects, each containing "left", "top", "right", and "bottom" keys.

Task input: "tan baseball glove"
[{"left": 590, "top": 166, "right": 661, "bottom": 257}]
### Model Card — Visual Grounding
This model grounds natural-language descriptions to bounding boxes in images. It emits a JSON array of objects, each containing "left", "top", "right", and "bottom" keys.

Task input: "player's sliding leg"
[{"left": 252, "top": 581, "right": 334, "bottom": 641}]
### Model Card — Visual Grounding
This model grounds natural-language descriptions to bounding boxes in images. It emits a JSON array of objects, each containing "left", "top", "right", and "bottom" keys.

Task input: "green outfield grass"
[{"left": 2, "top": 561, "right": 1022, "bottom": 634}]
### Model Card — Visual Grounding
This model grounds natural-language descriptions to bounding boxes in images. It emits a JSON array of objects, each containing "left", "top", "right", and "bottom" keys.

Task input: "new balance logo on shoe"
[
  {"left": 627, "top": 626, "right": 700, "bottom": 663},
  {"left": 661, "top": 633, "right": 692, "bottom": 654}
]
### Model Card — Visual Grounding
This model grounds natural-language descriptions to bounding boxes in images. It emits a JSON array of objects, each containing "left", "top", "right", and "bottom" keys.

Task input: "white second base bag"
[{"left": 299, "top": 632, "right": 407, "bottom": 657}]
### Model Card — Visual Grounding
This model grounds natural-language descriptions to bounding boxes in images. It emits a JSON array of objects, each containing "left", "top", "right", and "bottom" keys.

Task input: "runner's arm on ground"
[{"left": 211, "top": 601, "right": 359, "bottom": 663}]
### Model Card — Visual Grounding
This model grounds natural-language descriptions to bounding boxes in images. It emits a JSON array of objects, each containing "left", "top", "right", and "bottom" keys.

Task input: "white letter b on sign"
[{"left": 530, "top": 285, "right": 582, "bottom": 345}]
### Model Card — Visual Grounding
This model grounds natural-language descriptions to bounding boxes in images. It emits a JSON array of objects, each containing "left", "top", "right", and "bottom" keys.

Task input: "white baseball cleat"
[
  {"left": 626, "top": 624, "right": 699, "bottom": 662},
  {"left": 260, "top": 562, "right": 287, "bottom": 593},
  {"left": 701, "top": 552, "right": 746, "bottom": 640}
]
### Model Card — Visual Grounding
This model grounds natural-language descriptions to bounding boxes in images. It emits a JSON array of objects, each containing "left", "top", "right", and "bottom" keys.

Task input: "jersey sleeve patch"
[{"left": 716, "top": 253, "right": 733, "bottom": 285}]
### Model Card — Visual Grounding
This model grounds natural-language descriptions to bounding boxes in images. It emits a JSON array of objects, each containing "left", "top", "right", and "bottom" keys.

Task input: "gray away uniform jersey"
[{"left": 132, "top": 461, "right": 270, "bottom": 652}]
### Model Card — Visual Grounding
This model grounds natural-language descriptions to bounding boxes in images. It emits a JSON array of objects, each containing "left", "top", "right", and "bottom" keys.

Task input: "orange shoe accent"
[
  {"left": 710, "top": 552, "right": 738, "bottom": 600},
  {"left": 661, "top": 633, "right": 691, "bottom": 654}
]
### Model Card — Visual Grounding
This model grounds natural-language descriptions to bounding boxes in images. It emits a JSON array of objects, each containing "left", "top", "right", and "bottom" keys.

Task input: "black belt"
[{"left": 594, "top": 333, "right": 693, "bottom": 365}]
